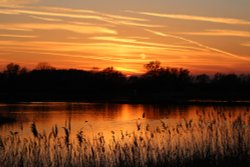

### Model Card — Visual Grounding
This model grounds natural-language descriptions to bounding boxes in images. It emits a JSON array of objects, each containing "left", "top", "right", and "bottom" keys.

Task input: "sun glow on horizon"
[{"left": 0, "top": 1, "right": 250, "bottom": 74}]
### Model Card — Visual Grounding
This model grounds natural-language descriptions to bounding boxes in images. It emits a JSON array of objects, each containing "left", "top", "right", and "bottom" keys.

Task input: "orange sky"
[{"left": 0, "top": 0, "right": 250, "bottom": 74}]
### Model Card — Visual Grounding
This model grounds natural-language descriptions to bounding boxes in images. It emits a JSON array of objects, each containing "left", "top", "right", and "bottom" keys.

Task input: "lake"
[
  {"left": 0, "top": 102, "right": 249, "bottom": 140},
  {"left": 0, "top": 102, "right": 249, "bottom": 166}
]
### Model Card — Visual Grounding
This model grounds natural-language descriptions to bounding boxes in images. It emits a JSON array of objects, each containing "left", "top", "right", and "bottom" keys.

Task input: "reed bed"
[{"left": 0, "top": 109, "right": 249, "bottom": 167}]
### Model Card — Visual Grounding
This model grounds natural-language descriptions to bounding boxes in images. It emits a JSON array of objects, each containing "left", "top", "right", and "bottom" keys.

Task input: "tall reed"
[{"left": 0, "top": 109, "right": 249, "bottom": 167}]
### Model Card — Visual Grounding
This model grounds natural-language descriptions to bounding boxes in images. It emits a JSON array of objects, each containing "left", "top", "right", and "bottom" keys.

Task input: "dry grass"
[{"left": 0, "top": 109, "right": 249, "bottom": 167}]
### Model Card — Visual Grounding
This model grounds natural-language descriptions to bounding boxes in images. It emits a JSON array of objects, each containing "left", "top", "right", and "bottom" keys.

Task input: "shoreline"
[{"left": 1, "top": 97, "right": 250, "bottom": 106}]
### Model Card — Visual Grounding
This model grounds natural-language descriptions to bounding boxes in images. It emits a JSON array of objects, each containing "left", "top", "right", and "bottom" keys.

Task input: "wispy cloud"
[
  {"left": 0, "top": 40, "right": 158, "bottom": 53},
  {"left": 1, "top": 39, "right": 248, "bottom": 73},
  {"left": 128, "top": 11, "right": 250, "bottom": 25},
  {"left": 90, "top": 36, "right": 202, "bottom": 51},
  {"left": 0, "top": 23, "right": 117, "bottom": 35},
  {"left": 0, "top": 7, "right": 149, "bottom": 27},
  {"left": 0, "top": 9, "right": 20, "bottom": 14},
  {"left": 8, "top": 9, "right": 105, "bottom": 20},
  {"left": 127, "top": 36, "right": 150, "bottom": 40},
  {"left": 39, "top": 6, "right": 97, "bottom": 14},
  {"left": 0, "top": 34, "right": 36, "bottom": 38},
  {"left": 145, "top": 29, "right": 250, "bottom": 61},
  {"left": 242, "top": 42, "right": 250, "bottom": 47},
  {"left": 115, "top": 67, "right": 141, "bottom": 73},
  {"left": 1, "top": 5, "right": 249, "bottom": 73},
  {"left": 0, "top": 27, "right": 32, "bottom": 31},
  {"left": 38, "top": 6, "right": 148, "bottom": 22},
  {"left": 117, "top": 20, "right": 163, "bottom": 28},
  {"left": 28, "top": 15, "right": 62, "bottom": 22},
  {"left": 0, "top": 0, "right": 39, "bottom": 6},
  {"left": 182, "top": 29, "right": 250, "bottom": 38},
  {"left": 0, "top": 40, "right": 204, "bottom": 62},
  {"left": 1, "top": 47, "right": 148, "bottom": 64},
  {"left": 0, "top": 6, "right": 165, "bottom": 31},
  {"left": 93, "top": 17, "right": 163, "bottom": 28},
  {"left": 101, "top": 14, "right": 147, "bottom": 22}
]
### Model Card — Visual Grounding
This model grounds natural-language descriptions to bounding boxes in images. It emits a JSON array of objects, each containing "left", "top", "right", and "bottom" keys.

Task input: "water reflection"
[
  {"left": 0, "top": 102, "right": 249, "bottom": 140},
  {"left": 0, "top": 102, "right": 249, "bottom": 166}
]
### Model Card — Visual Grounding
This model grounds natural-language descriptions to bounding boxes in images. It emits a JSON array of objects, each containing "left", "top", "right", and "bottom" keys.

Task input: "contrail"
[{"left": 144, "top": 29, "right": 249, "bottom": 61}]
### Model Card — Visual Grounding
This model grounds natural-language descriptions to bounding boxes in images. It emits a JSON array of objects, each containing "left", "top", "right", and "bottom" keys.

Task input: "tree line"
[{"left": 1, "top": 61, "right": 250, "bottom": 102}]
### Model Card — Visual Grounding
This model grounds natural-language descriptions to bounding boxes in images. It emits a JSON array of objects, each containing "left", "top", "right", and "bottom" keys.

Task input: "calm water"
[{"left": 0, "top": 102, "right": 249, "bottom": 139}]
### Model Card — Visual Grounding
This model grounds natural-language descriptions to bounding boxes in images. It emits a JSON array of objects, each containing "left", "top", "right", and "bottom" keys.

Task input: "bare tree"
[
  {"left": 144, "top": 61, "right": 161, "bottom": 72},
  {"left": 36, "top": 62, "right": 56, "bottom": 70},
  {"left": 3, "top": 63, "right": 21, "bottom": 76}
]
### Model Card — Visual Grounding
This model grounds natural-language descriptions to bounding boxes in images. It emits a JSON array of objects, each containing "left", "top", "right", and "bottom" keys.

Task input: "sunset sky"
[{"left": 0, "top": 0, "right": 250, "bottom": 74}]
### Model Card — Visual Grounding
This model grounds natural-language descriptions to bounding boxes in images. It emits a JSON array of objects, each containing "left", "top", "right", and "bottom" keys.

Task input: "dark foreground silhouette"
[
  {"left": 1, "top": 111, "right": 249, "bottom": 167},
  {"left": 1, "top": 61, "right": 250, "bottom": 103}
]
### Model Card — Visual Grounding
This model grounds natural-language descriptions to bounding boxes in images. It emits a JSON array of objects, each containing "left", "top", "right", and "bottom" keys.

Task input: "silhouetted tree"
[
  {"left": 97, "top": 67, "right": 127, "bottom": 90},
  {"left": 195, "top": 74, "right": 210, "bottom": 84},
  {"left": 19, "top": 67, "right": 28, "bottom": 75},
  {"left": 212, "top": 73, "right": 242, "bottom": 92},
  {"left": 36, "top": 62, "right": 56, "bottom": 70},
  {"left": 0, "top": 61, "right": 250, "bottom": 102},
  {"left": 144, "top": 61, "right": 161, "bottom": 72},
  {"left": 178, "top": 68, "right": 190, "bottom": 83},
  {"left": 3, "top": 63, "right": 21, "bottom": 77}
]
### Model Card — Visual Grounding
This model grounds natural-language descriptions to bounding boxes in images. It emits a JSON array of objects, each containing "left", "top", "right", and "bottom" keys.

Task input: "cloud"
[
  {"left": 128, "top": 11, "right": 250, "bottom": 25},
  {"left": 10, "top": 9, "right": 105, "bottom": 20},
  {"left": 0, "top": 6, "right": 162, "bottom": 29},
  {"left": 0, "top": 7, "right": 149, "bottom": 27},
  {"left": 90, "top": 36, "right": 202, "bottom": 51},
  {"left": 242, "top": 42, "right": 250, "bottom": 47},
  {"left": 28, "top": 15, "right": 62, "bottom": 22},
  {"left": 0, "top": 0, "right": 38, "bottom": 6},
  {"left": 182, "top": 29, "right": 250, "bottom": 38},
  {"left": 102, "top": 18, "right": 161, "bottom": 28},
  {"left": 0, "top": 34, "right": 36, "bottom": 38},
  {"left": 116, "top": 20, "right": 163, "bottom": 28},
  {"left": 1, "top": 39, "right": 248, "bottom": 73},
  {"left": 145, "top": 29, "right": 250, "bottom": 61},
  {"left": 1, "top": 6, "right": 249, "bottom": 73},
  {"left": 0, "top": 47, "right": 148, "bottom": 64},
  {"left": 0, "top": 27, "right": 32, "bottom": 31},
  {"left": 0, "top": 40, "right": 158, "bottom": 53},
  {"left": 0, "top": 40, "right": 203, "bottom": 63},
  {"left": 39, "top": 6, "right": 97, "bottom": 14},
  {"left": 0, "top": 23, "right": 117, "bottom": 35},
  {"left": 115, "top": 67, "right": 141, "bottom": 73},
  {"left": 38, "top": 6, "right": 148, "bottom": 22},
  {"left": 0, "top": 9, "right": 20, "bottom": 14},
  {"left": 101, "top": 14, "right": 147, "bottom": 22}
]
